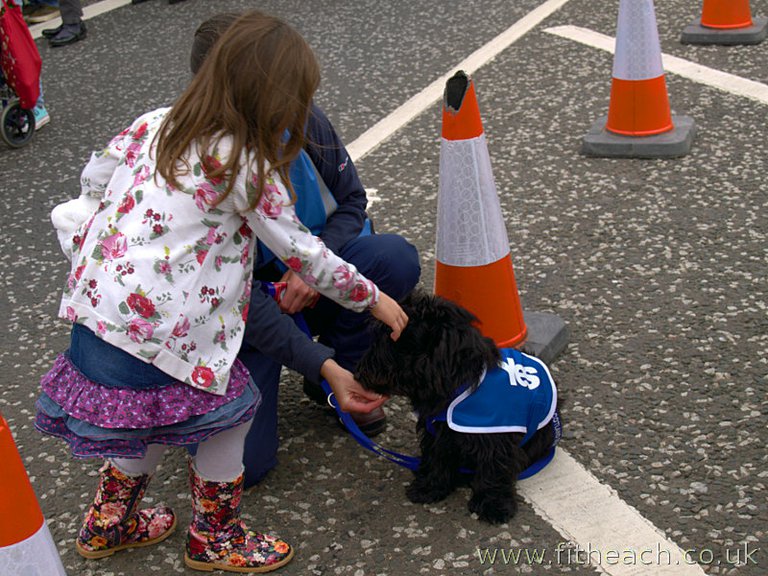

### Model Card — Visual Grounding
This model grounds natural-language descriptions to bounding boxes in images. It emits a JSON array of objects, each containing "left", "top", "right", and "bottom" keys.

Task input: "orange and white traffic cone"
[
  {"left": 681, "top": 0, "right": 767, "bottom": 45},
  {"left": 582, "top": 0, "right": 696, "bottom": 158},
  {"left": 0, "top": 413, "right": 67, "bottom": 575},
  {"left": 435, "top": 71, "right": 568, "bottom": 362}
]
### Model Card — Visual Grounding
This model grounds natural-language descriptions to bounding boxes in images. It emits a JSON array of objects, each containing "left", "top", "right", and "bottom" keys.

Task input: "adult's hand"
[
  {"left": 320, "top": 359, "right": 387, "bottom": 413},
  {"left": 277, "top": 270, "right": 319, "bottom": 314}
]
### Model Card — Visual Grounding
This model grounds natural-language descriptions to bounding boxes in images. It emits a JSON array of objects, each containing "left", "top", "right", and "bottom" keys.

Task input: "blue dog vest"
[{"left": 444, "top": 349, "right": 557, "bottom": 446}]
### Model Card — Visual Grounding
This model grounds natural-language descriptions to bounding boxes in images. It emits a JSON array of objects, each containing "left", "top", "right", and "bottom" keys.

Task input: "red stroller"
[{"left": 0, "top": 0, "right": 42, "bottom": 148}]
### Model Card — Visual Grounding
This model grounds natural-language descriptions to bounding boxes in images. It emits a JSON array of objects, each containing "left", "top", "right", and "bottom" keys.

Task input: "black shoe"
[
  {"left": 41, "top": 24, "right": 63, "bottom": 38},
  {"left": 347, "top": 406, "right": 387, "bottom": 437},
  {"left": 48, "top": 22, "right": 86, "bottom": 47}
]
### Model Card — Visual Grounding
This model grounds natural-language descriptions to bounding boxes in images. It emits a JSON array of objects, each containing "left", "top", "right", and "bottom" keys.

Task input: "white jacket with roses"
[{"left": 56, "top": 108, "right": 378, "bottom": 395}]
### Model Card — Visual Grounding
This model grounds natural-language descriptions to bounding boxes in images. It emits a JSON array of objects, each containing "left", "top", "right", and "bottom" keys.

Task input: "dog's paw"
[
  {"left": 406, "top": 480, "right": 452, "bottom": 504},
  {"left": 468, "top": 494, "right": 517, "bottom": 524}
]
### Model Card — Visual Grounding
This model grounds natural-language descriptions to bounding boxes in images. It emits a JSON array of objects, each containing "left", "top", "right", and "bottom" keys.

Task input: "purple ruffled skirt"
[{"left": 35, "top": 354, "right": 260, "bottom": 460}]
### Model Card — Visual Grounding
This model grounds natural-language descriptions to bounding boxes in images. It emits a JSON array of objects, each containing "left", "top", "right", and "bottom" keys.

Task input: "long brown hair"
[{"left": 155, "top": 10, "right": 320, "bottom": 208}]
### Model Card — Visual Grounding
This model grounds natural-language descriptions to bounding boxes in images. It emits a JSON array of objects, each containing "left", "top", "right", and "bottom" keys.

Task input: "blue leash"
[
  {"left": 263, "top": 282, "right": 421, "bottom": 470},
  {"left": 263, "top": 282, "right": 558, "bottom": 479}
]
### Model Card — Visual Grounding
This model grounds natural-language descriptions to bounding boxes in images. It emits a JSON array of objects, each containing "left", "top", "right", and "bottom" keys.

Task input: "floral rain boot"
[
  {"left": 76, "top": 461, "right": 177, "bottom": 558},
  {"left": 185, "top": 462, "right": 293, "bottom": 573}
]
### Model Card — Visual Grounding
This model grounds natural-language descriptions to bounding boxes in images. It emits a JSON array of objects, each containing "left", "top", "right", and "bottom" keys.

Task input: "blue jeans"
[
  {"left": 240, "top": 233, "right": 420, "bottom": 487},
  {"left": 69, "top": 323, "right": 177, "bottom": 389}
]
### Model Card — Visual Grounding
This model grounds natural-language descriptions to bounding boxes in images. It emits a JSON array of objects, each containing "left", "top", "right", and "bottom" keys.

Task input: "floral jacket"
[{"left": 58, "top": 108, "right": 379, "bottom": 395}]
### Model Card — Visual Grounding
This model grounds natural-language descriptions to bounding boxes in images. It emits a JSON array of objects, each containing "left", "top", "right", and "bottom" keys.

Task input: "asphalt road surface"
[{"left": 0, "top": 0, "right": 765, "bottom": 575}]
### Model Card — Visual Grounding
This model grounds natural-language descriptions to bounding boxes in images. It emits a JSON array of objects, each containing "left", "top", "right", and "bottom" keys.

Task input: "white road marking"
[
  {"left": 520, "top": 449, "right": 707, "bottom": 575},
  {"left": 545, "top": 25, "right": 768, "bottom": 105},
  {"left": 347, "top": 0, "right": 574, "bottom": 161}
]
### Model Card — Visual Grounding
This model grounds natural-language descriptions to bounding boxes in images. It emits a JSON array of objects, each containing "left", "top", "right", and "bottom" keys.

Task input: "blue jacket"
[{"left": 445, "top": 349, "right": 558, "bottom": 446}]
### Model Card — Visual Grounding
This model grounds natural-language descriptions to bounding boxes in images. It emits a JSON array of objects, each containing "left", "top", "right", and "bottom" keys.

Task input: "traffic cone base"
[
  {"left": 582, "top": 114, "right": 696, "bottom": 159},
  {"left": 434, "top": 257, "right": 528, "bottom": 349},
  {"left": 520, "top": 310, "right": 570, "bottom": 366},
  {"left": 681, "top": 15, "right": 767, "bottom": 45}
]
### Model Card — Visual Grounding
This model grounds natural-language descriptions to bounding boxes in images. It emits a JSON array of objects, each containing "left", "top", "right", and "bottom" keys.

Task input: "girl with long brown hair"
[{"left": 38, "top": 10, "right": 405, "bottom": 573}]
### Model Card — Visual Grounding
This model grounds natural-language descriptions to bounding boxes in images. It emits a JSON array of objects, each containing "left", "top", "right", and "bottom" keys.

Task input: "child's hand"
[
  {"left": 371, "top": 292, "right": 408, "bottom": 341},
  {"left": 320, "top": 359, "right": 388, "bottom": 414}
]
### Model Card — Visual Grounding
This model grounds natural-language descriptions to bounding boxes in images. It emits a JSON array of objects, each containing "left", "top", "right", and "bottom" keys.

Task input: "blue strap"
[
  {"left": 263, "top": 283, "right": 420, "bottom": 470},
  {"left": 319, "top": 379, "right": 421, "bottom": 471},
  {"left": 260, "top": 282, "right": 556, "bottom": 478}
]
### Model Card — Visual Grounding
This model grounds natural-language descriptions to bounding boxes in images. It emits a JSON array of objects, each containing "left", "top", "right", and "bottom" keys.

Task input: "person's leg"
[
  {"left": 10, "top": 0, "right": 47, "bottom": 127},
  {"left": 186, "top": 420, "right": 294, "bottom": 572},
  {"left": 14, "top": 0, "right": 51, "bottom": 128},
  {"left": 57, "top": 0, "right": 82, "bottom": 24},
  {"left": 237, "top": 346, "right": 282, "bottom": 488},
  {"left": 111, "top": 443, "right": 166, "bottom": 475},
  {"left": 76, "top": 445, "right": 176, "bottom": 558},
  {"left": 32, "top": 79, "right": 50, "bottom": 130},
  {"left": 48, "top": 0, "right": 86, "bottom": 47},
  {"left": 193, "top": 420, "right": 252, "bottom": 480}
]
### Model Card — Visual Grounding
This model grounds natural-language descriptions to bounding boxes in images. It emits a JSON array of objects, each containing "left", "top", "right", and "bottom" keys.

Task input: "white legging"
[{"left": 111, "top": 419, "right": 252, "bottom": 482}]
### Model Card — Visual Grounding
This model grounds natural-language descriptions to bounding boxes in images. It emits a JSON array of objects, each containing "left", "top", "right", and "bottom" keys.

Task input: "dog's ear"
[
  {"left": 433, "top": 315, "right": 499, "bottom": 391},
  {"left": 399, "top": 288, "right": 430, "bottom": 318},
  {"left": 407, "top": 294, "right": 500, "bottom": 396}
]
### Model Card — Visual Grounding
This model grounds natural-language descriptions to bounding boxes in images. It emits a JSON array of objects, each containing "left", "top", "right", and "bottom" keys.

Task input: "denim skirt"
[{"left": 34, "top": 324, "right": 261, "bottom": 459}]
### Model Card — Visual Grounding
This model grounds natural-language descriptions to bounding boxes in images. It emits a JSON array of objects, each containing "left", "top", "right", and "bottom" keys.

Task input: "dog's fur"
[{"left": 356, "top": 291, "right": 561, "bottom": 524}]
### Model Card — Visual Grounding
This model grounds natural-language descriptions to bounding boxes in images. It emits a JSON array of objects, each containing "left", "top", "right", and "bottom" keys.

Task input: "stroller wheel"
[{"left": 1, "top": 99, "right": 36, "bottom": 148}]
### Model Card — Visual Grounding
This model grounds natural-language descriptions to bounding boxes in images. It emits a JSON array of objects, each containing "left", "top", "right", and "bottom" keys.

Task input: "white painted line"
[
  {"left": 520, "top": 449, "right": 707, "bottom": 575},
  {"left": 347, "top": 0, "right": 574, "bottom": 161},
  {"left": 29, "top": 0, "right": 134, "bottom": 40},
  {"left": 545, "top": 25, "right": 768, "bottom": 106}
]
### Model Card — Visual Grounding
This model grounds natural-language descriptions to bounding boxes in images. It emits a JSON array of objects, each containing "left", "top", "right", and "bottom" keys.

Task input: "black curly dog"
[{"left": 355, "top": 291, "right": 561, "bottom": 524}]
